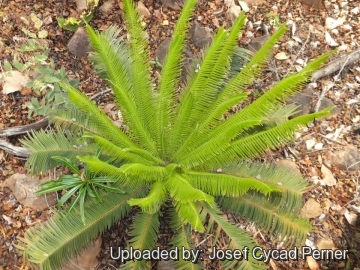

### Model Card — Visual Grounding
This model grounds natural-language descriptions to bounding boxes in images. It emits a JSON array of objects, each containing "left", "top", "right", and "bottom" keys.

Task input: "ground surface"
[{"left": 0, "top": 0, "right": 360, "bottom": 269}]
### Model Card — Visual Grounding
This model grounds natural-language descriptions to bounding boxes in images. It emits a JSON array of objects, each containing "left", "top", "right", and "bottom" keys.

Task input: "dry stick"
[
  {"left": 312, "top": 48, "right": 360, "bottom": 112},
  {"left": 311, "top": 48, "right": 360, "bottom": 82},
  {"left": 0, "top": 88, "right": 112, "bottom": 157}
]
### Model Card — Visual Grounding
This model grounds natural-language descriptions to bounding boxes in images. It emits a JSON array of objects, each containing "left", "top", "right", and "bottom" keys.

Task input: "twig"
[
  {"left": 311, "top": 48, "right": 360, "bottom": 82},
  {"left": 318, "top": 133, "right": 346, "bottom": 146},
  {"left": 313, "top": 81, "right": 334, "bottom": 112},
  {"left": 0, "top": 88, "right": 113, "bottom": 156},
  {"left": 0, "top": 139, "right": 31, "bottom": 157}
]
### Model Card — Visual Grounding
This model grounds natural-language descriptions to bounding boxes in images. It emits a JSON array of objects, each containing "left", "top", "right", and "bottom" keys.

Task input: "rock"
[
  {"left": 99, "top": 0, "right": 114, "bottom": 15},
  {"left": 247, "top": 34, "right": 270, "bottom": 52},
  {"left": 61, "top": 237, "right": 102, "bottom": 270},
  {"left": 137, "top": 1, "right": 151, "bottom": 18},
  {"left": 75, "top": 0, "right": 88, "bottom": 12},
  {"left": 2, "top": 70, "right": 29, "bottom": 95},
  {"left": 67, "top": 27, "right": 90, "bottom": 58},
  {"left": 154, "top": 38, "right": 193, "bottom": 83},
  {"left": 319, "top": 97, "right": 340, "bottom": 117},
  {"left": 161, "top": 0, "right": 182, "bottom": 11},
  {"left": 301, "top": 198, "right": 322, "bottom": 218},
  {"left": 190, "top": 21, "right": 213, "bottom": 49},
  {"left": 155, "top": 38, "right": 172, "bottom": 65},
  {"left": 290, "top": 87, "right": 313, "bottom": 116},
  {"left": 1, "top": 173, "right": 57, "bottom": 211},
  {"left": 327, "top": 145, "right": 360, "bottom": 171}
]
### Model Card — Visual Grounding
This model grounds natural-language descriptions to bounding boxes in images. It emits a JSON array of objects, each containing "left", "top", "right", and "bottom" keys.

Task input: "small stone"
[
  {"left": 99, "top": 0, "right": 114, "bottom": 15},
  {"left": 161, "top": 0, "right": 181, "bottom": 11},
  {"left": 75, "top": 0, "right": 87, "bottom": 12},
  {"left": 67, "top": 27, "right": 90, "bottom": 58},
  {"left": 137, "top": 1, "right": 151, "bottom": 18},
  {"left": 190, "top": 21, "right": 213, "bottom": 49},
  {"left": 154, "top": 38, "right": 171, "bottom": 65}
]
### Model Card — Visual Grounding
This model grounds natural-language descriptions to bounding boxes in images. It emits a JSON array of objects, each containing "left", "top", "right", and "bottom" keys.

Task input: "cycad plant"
[{"left": 17, "top": 0, "right": 333, "bottom": 269}]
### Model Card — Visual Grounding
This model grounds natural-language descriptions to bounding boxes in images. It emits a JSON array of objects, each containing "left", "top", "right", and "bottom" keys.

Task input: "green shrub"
[{"left": 17, "top": 0, "right": 333, "bottom": 269}]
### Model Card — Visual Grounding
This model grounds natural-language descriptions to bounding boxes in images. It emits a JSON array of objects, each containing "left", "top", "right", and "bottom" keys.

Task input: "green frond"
[
  {"left": 167, "top": 173, "right": 214, "bottom": 205},
  {"left": 215, "top": 24, "right": 287, "bottom": 106},
  {"left": 60, "top": 82, "right": 136, "bottom": 149},
  {"left": 264, "top": 104, "right": 300, "bottom": 126},
  {"left": 121, "top": 0, "right": 156, "bottom": 137},
  {"left": 201, "top": 202, "right": 266, "bottom": 270},
  {"left": 120, "top": 163, "right": 166, "bottom": 180},
  {"left": 186, "top": 108, "right": 332, "bottom": 169},
  {"left": 182, "top": 25, "right": 287, "bottom": 152},
  {"left": 87, "top": 25, "right": 131, "bottom": 80},
  {"left": 176, "top": 118, "right": 264, "bottom": 161},
  {"left": 228, "top": 47, "right": 254, "bottom": 80},
  {"left": 169, "top": 210, "right": 202, "bottom": 270},
  {"left": 121, "top": 211, "right": 161, "bottom": 270},
  {"left": 21, "top": 130, "right": 97, "bottom": 174},
  {"left": 175, "top": 201, "right": 205, "bottom": 232},
  {"left": 83, "top": 134, "right": 160, "bottom": 165},
  {"left": 85, "top": 25, "right": 157, "bottom": 153},
  {"left": 170, "top": 14, "right": 246, "bottom": 154},
  {"left": 17, "top": 186, "right": 147, "bottom": 270},
  {"left": 155, "top": 0, "right": 198, "bottom": 158},
  {"left": 128, "top": 180, "right": 167, "bottom": 213},
  {"left": 203, "top": 50, "right": 335, "bottom": 144},
  {"left": 79, "top": 156, "right": 164, "bottom": 184},
  {"left": 187, "top": 170, "right": 281, "bottom": 197},
  {"left": 175, "top": 92, "right": 248, "bottom": 156},
  {"left": 218, "top": 194, "right": 311, "bottom": 246},
  {"left": 222, "top": 162, "right": 308, "bottom": 212},
  {"left": 50, "top": 107, "right": 102, "bottom": 136}
]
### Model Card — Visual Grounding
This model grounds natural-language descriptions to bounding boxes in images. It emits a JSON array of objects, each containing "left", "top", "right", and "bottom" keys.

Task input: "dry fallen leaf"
[
  {"left": 317, "top": 238, "right": 335, "bottom": 250},
  {"left": 1, "top": 70, "right": 29, "bottom": 95},
  {"left": 2, "top": 214, "right": 17, "bottom": 225},
  {"left": 274, "top": 52, "right": 289, "bottom": 60},
  {"left": 325, "top": 17, "right": 345, "bottom": 30},
  {"left": 307, "top": 256, "right": 319, "bottom": 270},
  {"left": 325, "top": 31, "right": 339, "bottom": 47},
  {"left": 238, "top": 1, "right": 250, "bottom": 12},
  {"left": 314, "top": 143, "right": 323, "bottom": 150},
  {"left": 269, "top": 259, "right": 278, "bottom": 270},
  {"left": 344, "top": 210, "right": 357, "bottom": 225},
  {"left": 228, "top": 2, "right": 241, "bottom": 20},
  {"left": 301, "top": 198, "right": 322, "bottom": 218},
  {"left": 305, "top": 139, "right": 316, "bottom": 150},
  {"left": 321, "top": 165, "right": 336, "bottom": 186}
]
